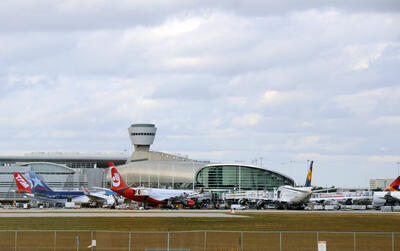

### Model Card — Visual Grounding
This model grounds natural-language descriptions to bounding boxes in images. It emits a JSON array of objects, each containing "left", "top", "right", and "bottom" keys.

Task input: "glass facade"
[{"left": 196, "top": 164, "right": 294, "bottom": 191}]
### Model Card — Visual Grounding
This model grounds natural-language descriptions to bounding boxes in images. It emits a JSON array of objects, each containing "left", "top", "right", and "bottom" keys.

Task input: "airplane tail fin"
[
  {"left": 81, "top": 186, "right": 90, "bottom": 195},
  {"left": 304, "top": 161, "right": 314, "bottom": 187},
  {"left": 28, "top": 171, "right": 54, "bottom": 193},
  {"left": 384, "top": 176, "right": 400, "bottom": 191},
  {"left": 13, "top": 173, "right": 32, "bottom": 194},
  {"left": 109, "top": 162, "right": 129, "bottom": 190}
]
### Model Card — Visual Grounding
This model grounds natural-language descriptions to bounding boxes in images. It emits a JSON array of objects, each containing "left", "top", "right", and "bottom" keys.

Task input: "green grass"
[{"left": 1, "top": 212, "right": 400, "bottom": 232}]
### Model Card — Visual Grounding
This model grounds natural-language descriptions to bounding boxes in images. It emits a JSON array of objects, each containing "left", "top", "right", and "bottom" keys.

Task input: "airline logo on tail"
[
  {"left": 13, "top": 173, "right": 32, "bottom": 194},
  {"left": 384, "top": 177, "right": 400, "bottom": 191},
  {"left": 109, "top": 162, "right": 128, "bottom": 190},
  {"left": 109, "top": 162, "right": 121, "bottom": 187},
  {"left": 305, "top": 161, "right": 314, "bottom": 187},
  {"left": 28, "top": 171, "right": 53, "bottom": 193},
  {"left": 112, "top": 171, "right": 121, "bottom": 187}
]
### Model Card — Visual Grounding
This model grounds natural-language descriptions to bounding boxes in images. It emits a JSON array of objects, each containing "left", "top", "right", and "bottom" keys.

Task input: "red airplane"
[{"left": 109, "top": 162, "right": 196, "bottom": 208}]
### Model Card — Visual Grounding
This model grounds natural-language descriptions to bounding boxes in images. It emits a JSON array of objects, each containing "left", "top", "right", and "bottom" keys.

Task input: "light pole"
[{"left": 235, "top": 160, "right": 244, "bottom": 192}]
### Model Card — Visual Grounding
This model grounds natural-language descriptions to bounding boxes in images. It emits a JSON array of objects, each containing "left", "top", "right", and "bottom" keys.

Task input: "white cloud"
[
  {"left": 0, "top": 2, "right": 399, "bottom": 186},
  {"left": 368, "top": 155, "right": 400, "bottom": 163},
  {"left": 371, "top": 116, "right": 400, "bottom": 126},
  {"left": 345, "top": 43, "right": 388, "bottom": 71},
  {"left": 232, "top": 113, "right": 262, "bottom": 127}
]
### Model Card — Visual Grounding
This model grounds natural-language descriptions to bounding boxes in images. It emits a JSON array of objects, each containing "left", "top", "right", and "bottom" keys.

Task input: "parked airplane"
[
  {"left": 13, "top": 171, "right": 89, "bottom": 203},
  {"left": 109, "top": 163, "right": 196, "bottom": 208},
  {"left": 13, "top": 171, "right": 116, "bottom": 206},
  {"left": 275, "top": 160, "right": 315, "bottom": 209},
  {"left": 372, "top": 177, "right": 400, "bottom": 207},
  {"left": 256, "top": 161, "right": 315, "bottom": 209},
  {"left": 81, "top": 187, "right": 118, "bottom": 207},
  {"left": 309, "top": 191, "right": 372, "bottom": 205}
]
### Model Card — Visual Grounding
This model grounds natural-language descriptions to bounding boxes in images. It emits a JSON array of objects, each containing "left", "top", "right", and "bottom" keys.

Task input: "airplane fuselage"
[
  {"left": 278, "top": 186, "right": 313, "bottom": 205},
  {"left": 373, "top": 191, "right": 400, "bottom": 207}
]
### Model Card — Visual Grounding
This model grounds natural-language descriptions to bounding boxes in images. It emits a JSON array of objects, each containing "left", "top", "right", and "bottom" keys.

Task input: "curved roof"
[
  {"left": 130, "top": 124, "right": 155, "bottom": 127},
  {"left": 196, "top": 163, "right": 295, "bottom": 184},
  {"left": 18, "top": 162, "right": 76, "bottom": 174}
]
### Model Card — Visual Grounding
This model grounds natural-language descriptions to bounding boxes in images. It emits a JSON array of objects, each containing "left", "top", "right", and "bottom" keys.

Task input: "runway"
[
  {"left": 0, "top": 208, "right": 397, "bottom": 217},
  {"left": 0, "top": 209, "right": 248, "bottom": 217}
]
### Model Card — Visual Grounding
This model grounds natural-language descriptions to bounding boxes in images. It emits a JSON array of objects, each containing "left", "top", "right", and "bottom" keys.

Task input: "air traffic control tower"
[
  {"left": 128, "top": 123, "right": 157, "bottom": 152},
  {"left": 127, "top": 123, "right": 203, "bottom": 162}
]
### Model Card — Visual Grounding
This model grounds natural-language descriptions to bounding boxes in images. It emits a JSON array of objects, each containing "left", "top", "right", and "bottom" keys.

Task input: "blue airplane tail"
[{"left": 28, "top": 171, "right": 54, "bottom": 194}]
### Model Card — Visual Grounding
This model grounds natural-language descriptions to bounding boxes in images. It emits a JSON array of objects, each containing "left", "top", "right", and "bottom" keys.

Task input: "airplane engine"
[
  {"left": 256, "top": 200, "right": 265, "bottom": 209},
  {"left": 238, "top": 198, "right": 247, "bottom": 206},
  {"left": 185, "top": 199, "right": 195, "bottom": 208}
]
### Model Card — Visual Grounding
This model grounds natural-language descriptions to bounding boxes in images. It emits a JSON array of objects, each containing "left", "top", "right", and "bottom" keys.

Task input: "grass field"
[
  {"left": 0, "top": 212, "right": 400, "bottom": 232},
  {"left": 1, "top": 212, "right": 400, "bottom": 250}
]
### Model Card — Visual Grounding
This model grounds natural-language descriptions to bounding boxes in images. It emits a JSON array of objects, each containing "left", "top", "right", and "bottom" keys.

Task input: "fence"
[{"left": 1, "top": 230, "right": 399, "bottom": 251}]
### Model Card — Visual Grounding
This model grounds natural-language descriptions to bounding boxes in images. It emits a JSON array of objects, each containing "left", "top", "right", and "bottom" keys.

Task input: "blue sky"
[{"left": 0, "top": 0, "right": 399, "bottom": 187}]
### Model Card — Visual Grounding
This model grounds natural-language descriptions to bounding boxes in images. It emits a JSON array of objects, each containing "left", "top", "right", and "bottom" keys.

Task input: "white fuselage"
[
  {"left": 277, "top": 186, "right": 313, "bottom": 205},
  {"left": 145, "top": 188, "right": 195, "bottom": 202},
  {"left": 372, "top": 191, "right": 400, "bottom": 207}
]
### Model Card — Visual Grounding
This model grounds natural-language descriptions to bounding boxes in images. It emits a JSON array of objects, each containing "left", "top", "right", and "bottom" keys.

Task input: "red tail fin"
[
  {"left": 13, "top": 173, "right": 32, "bottom": 194},
  {"left": 110, "top": 166, "right": 128, "bottom": 190},
  {"left": 385, "top": 176, "right": 400, "bottom": 191}
]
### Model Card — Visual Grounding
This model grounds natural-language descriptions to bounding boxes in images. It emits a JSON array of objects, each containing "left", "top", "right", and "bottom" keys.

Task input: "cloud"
[
  {"left": 368, "top": 156, "right": 400, "bottom": 163},
  {"left": 232, "top": 113, "right": 262, "bottom": 127},
  {"left": 0, "top": 2, "right": 399, "bottom": 186},
  {"left": 371, "top": 116, "right": 400, "bottom": 126}
]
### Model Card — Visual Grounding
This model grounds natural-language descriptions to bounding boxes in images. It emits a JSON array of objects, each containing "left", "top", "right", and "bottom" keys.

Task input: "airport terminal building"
[
  {"left": 109, "top": 124, "right": 295, "bottom": 192},
  {"left": 0, "top": 123, "right": 295, "bottom": 202}
]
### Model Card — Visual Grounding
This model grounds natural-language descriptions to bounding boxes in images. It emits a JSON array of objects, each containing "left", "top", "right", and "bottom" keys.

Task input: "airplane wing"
[
  {"left": 147, "top": 188, "right": 192, "bottom": 202},
  {"left": 84, "top": 194, "right": 107, "bottom": 203},
  {"left": 81, "top": 187, "right": 110, "bottom": 203}
]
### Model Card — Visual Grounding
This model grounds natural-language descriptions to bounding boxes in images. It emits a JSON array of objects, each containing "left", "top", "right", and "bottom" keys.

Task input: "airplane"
[
  {"left": 256, "top": 161, "right": 315, "bottom": 209},
  {"left": 81, "top": 187, "right": 118, "bottom": 208},
  {"left": 109, "top": 162, "right": 197, "bottom": 208},
  {"left": 275, "top": 160, "right": 315, "bottom": 209},
  {"left": 309, "top": 190, "right": 373, "bottom": 205},
  {"left": 13, "top": 171, "right": 116, "bottom": 206},
  {"left": 372, "top": 177, "right": 400, "bottom": 207}
]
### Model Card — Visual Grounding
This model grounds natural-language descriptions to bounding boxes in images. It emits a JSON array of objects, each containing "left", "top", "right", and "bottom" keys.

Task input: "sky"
[{"left": 0, "top": 0, "right": 399, "bottom": 187}]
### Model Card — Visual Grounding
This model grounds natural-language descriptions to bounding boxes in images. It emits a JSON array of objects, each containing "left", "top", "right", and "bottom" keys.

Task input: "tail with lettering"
[
  {"left": 304, "top": 161, "right": 314, "bottom": 187},
  {"left": 13, "top": 173, "right": 32, "bottom": 194}
]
